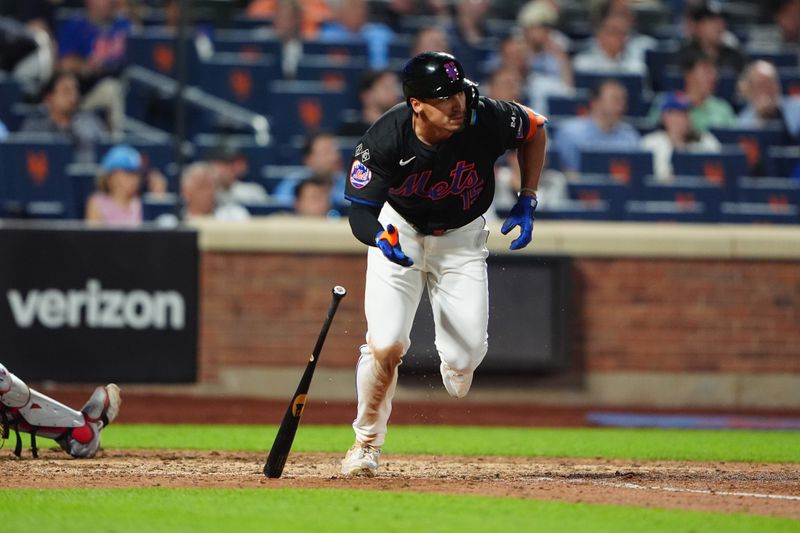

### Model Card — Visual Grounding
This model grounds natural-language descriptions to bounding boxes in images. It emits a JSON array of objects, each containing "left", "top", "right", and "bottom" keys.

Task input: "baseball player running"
[
  {"left": 341, "top": 51, "right": 547, "bottom": 476},
  {"left": 0, "top": 363, "right": 121, "bottom": 458}
]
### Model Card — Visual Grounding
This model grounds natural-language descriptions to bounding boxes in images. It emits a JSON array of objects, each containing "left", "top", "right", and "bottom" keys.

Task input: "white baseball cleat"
[
  {"left": 341, "top": 442, "right": 381, "bottom": 477},
  {"left": 440, "top": 362, "right": 472, "bottom": 399}
]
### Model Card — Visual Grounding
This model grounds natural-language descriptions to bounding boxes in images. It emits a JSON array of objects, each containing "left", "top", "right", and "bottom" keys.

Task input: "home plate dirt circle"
[{"left": 3, "top": 449, "right": 799, "bottom": 519}]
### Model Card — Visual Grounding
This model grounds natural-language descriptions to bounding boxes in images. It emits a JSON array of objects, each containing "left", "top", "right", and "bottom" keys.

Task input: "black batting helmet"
[{"left": 402, "top": 51, "right": 478, "bottom": 105}]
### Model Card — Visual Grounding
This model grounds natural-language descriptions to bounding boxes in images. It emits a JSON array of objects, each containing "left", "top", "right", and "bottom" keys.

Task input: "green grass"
[
  {"left": 102, "top": 424, "right": 800, "bottom": 463},
  {"left": 2, "top": 488, "right": 797, "bottom": 533}
]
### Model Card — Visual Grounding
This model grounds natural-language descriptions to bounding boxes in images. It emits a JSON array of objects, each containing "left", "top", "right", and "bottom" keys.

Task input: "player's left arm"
[{"left": 501, "top": 104, "right": 547, "bottom": 250}]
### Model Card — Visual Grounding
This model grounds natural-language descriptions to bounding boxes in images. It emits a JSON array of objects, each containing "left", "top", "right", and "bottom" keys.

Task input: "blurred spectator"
[
  {"left": 678, "top": 1, "right": 745, "bottom": 75},
  {"left": 368, "top": 0, "right": 420, "bottom": 32},
  {"left": 246, "top": 0, "right": 332, "bottom": 39},
  {"left": 410, "top": 25, "right": 451, "bottom": 57},
  {"left": 681, "top": 49, "right": 736, "bottom": 131},
  {"left": 454, "top": 0, "right": 490, "bottom": 47},
  {"left": 338, "top": 69, "right": 402, "bottom": 137},
  {"left": 588, "top": 0, "right": 657, "bottom": 64},
  {"left": 317, "top": 0, "right": 395, "bottom": 69},
  {"left": 0, "top": 119, "right": 8, "bottom": 140},
  {"left": 640, "top": 91, "right": 721, "bottom": 181},
  {"left": 748, "top": 0, "right": 800, "bottom": 50},
  {"left": 512, "top": 1, "right": 574, "bottom": 115},
  {"left": 482, "top": 34, "right": 529, "bottom": 78},
  {"left": 0, "top": 15, "right": 53, "bottom": 88},
  {"left": 85, "top": 145, "right": 143, "bottom": 226},
  {"left": 271, "top": 0, "right": 303, "bottom": 79},
  {"left": 180, "top": 162, "right": 250, "bottom": 221},
  {"left": 485, "top": 65, "right": 526, "bottom": 103},
  {"left": 205, "top": 144, "right": 269, "bottom": 207},
  {"left": 19, "top": 70, "right": 107, "bottom": 164},
  {"left": 56, "top": 0, "right": 131, "bottom": 133},
  {"left": 161, "top": 0, "right": 214, "bottom": 59},
  {"left": 648, "top": 49, "right": 736, "bottom": 132},
  {"left": 485, "top": 66, "right": 525, "bottom": 214},
  {"left": 516, "top": 0, "right": 572, "bottom": 87},
  {"left": 737, "top": 60, "right": 800, "bottom": 141},
  {"left": 573, "top": 12, "right": 648, "bottom": 76},
  {"left": 272, "top": 131, "right": 346, "bottom": 205},
  {"left": 553, "top": 79, "right": 641, "bottom": 178},
  {"left": 293, "top": 176, "right": 333, "bottom": 217}
]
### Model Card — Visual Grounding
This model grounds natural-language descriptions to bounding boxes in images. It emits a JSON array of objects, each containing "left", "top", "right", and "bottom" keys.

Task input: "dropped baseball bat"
[{"left": 264, "top": 285, "right": 347, "bottom": 478}]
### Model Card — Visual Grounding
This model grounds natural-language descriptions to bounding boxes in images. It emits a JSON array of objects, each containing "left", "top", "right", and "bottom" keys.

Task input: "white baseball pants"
[{"left": 352, "top": 203, "right": 490, "bottom": 447}]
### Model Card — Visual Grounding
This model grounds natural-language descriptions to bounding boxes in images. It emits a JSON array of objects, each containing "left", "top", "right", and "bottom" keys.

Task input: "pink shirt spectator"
[{"left": 89, "top": 192, "right": 142, "bottom": 226}]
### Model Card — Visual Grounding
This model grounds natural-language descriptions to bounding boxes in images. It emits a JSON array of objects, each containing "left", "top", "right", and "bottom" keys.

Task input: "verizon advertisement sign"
[{"left": 0, "top": 226, "right": 198, "bottom": 382}]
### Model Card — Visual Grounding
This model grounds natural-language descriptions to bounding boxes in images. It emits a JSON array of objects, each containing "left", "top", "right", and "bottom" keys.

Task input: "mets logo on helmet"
[
  {"left": 443, "top": 61, "right": 459, "bottom": 81},
  {"left": 350, "top": 160, "right": 372, "bottom": 189}
]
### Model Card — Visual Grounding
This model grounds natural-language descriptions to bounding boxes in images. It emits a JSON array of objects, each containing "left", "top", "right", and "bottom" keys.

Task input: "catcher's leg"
[{"left": 0, "top": 363, "right": 121, "bottom": 458}]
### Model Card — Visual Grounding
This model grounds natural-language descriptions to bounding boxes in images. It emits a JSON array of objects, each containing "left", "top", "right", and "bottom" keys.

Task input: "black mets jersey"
[{"left": 344, "top": 97, "right": 547, "bottom": 234}]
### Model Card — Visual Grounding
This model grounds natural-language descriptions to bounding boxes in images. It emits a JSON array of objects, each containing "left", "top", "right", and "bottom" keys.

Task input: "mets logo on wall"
[{"left": 350, "top": 160, "right": 372, "bottom": 189}]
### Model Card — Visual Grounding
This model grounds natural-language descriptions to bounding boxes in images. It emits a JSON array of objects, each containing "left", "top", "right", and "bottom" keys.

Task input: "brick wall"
[
  {"left": 572, "top": 259, "right": 800, "bottom": 374},
  {"left": 200, "top": 252, "right": 800, "bottom": 382}
]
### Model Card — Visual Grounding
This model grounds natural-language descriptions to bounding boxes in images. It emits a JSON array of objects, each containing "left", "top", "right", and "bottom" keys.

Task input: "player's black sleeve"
[{"left": 348, "top": 202, "right": 383, "bottom": 247}]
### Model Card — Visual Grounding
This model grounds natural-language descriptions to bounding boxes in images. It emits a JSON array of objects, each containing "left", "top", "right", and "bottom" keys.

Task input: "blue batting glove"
[
  {"left": 375, "top": 224, "right": 414, "bottom": 267},
  {"left": 500, "top": 195, "right": 538, "bottom": 250}
]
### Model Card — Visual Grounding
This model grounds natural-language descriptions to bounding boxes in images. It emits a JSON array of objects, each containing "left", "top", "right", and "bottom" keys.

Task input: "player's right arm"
[{"left": 344, "top": 139, "right": 414, "bottom": 266}]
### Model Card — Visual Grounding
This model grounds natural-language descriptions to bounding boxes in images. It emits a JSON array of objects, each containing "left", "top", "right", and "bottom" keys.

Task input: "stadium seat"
[
  {"left": 0, "top": 75, "right": 22, "bottom": 131},
  {"left": 295, "top": 55, "right": 366, "bottom": 108},
  {"left": 240, "top": 200, "right": 294, "bottom": 216},
  {"left": 720, "top": 202, "right": 799, "bottom": 224},
  {"left": 197, "top": 54, "right": 281, "bottom": 115},
  {"left": 546, "top": 94, "right": 590, "bottom": 117},
  {"left": 645, "top": 46, "right": 678, "bottom": 93},
  {"left": 211, "top": 29, "right": 282, "bottom": 58},
  {"left": 708, "top": 126, "right": 790, "bottom": 176},
  {"left": 573, "top": 71, "right": 650, "bottom": 116},
  {"left": 534, "top": 199, "right": 613, "bottom": 220},
  {"left": 142, "top": 192, "right": 181, "bottom": 221},
  {"left": 736, "top": 176, "right": 800, "bottom": 207},
  {"left": 578, "top": 149, "right": 653, "bottom": 190},
  {"left": 671, "top": 149, "right": 748, "bottom": 199},
  {"left": 624, "top": 199, "right": 715, "bottom": 223},
  {"left": 746, "top": 48, "right": 799, "bottom": 68},
  {"left": 766, "top": 146, "right": 800, "bottom": 178},
  {"left": 68, "top": 164, "right": 99, "bottom": 219},
  {"left": 126, "top": 29, "right": 201, "bottom": 82},
  {"left": 641, "top": 176, "right": 725, "bottom": 220},
  {"left": 779, "top": 67, "right": 800, "bottom": 96},
  {"left": 300, "top": 40, "right": 369, "bottom": 60},
  {"left": 0, "top": 137, "right": 76, "bottom": 219},
  {"left": 266, "top": 80, "right": 350, "bottom": 140},
  {"left": 567, "top": 174, "right": 632, "bottom": 220}
]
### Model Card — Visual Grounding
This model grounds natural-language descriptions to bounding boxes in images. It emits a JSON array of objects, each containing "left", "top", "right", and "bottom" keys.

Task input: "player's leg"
[
  {"left": 343, "top": 206, "right": 425, "bottom": 476},
  {"left": 0, "top": 363, "right": 121, "bottom": 458},
  {"left": 427, "top": 217, "right": 490, "bottom": 398}
]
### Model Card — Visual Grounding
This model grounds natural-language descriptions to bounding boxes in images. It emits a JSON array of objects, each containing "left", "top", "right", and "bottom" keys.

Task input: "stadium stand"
[
  {"left": 0, "top": 137, "right": 75, "bottom": 219},
  {"left": 0, "top": 75, "right": 23, "bottom": 131},
  {"left": 0, "top": 0, "right": 797, "bottom": 228},
  {"left": 671, "top": 149, "right": 749, "bottom": 200}
]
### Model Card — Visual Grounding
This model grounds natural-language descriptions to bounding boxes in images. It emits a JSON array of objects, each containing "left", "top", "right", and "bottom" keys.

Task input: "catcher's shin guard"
[{"left": 0, "top": 363, "right": 121, "bottom": 458}]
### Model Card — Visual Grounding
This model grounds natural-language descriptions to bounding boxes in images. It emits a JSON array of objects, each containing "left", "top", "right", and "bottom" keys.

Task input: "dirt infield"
[
  {"left": 8, "top": 389, "right": 799, "bottom": 519},
  {"left": 3, "top": 449, "right": 799, "bottom": 519}
]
